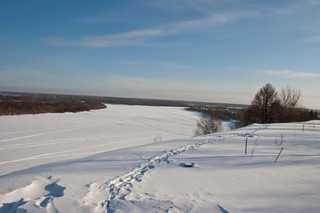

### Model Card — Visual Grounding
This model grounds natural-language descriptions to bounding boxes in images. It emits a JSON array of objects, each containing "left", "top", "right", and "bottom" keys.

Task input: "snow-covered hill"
[{"left": 0, "top": 105, "right": 319, "bottom": 212}]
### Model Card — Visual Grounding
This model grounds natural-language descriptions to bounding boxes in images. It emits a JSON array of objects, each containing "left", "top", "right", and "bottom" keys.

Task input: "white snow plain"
[{"left": 0, "top": 105, "right": 319, "bottom": 213}]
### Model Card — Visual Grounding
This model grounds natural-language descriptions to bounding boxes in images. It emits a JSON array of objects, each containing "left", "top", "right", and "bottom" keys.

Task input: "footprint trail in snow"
[
  {"left": 84, "top": 136, "right": 229, "bottom": 213},
  {"left": 84, "top": 125, "right": 267, "bottom": 212}
]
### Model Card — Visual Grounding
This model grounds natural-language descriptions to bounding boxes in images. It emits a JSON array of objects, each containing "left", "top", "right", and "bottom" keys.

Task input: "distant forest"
[
  {"left": 0, "top": 92, "right": 247, "bottom": 116},
  {"left": 0, "top": 92, "right": 106, "bottom": 115}
]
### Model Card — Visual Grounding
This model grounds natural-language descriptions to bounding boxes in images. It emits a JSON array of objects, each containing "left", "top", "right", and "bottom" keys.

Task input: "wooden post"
[
  {"left": 245, "top": 137, "right": 248, "bottom": 155},
  {"left": 275, "top": 147, "right": 284, "bottom": 162}
]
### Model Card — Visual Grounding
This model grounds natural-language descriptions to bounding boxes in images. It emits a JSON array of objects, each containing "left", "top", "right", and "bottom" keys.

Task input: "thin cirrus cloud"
[
  {"left": 44, "top": 11, "right": 255, "bottom": 48},
  {"left": 302, "top": 35, "right": 320, "bottom": 43},
  {"left": 74, "top": 14, "right": 121, "bottom": 24},
  {"left": 46, "top": 29, "right": 168, "bottom": 47},
  {"left": 266, "top": 70, "right": 320, "bottom": 79}
]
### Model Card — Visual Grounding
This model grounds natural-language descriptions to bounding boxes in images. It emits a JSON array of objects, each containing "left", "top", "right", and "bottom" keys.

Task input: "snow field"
[
  {"left": 0, "top": 105, "right": 319, "bottom": 213},
  {"left": 0, "top": 104, "right": 200, "bottom": 176}
]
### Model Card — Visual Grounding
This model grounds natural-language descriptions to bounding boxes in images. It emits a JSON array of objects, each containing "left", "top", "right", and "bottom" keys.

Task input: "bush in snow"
[{"left": 194, "top": 115, "right": 222, "bottom": 136}]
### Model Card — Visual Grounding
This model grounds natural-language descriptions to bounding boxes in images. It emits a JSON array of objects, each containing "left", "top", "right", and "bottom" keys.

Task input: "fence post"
[
  {"left": 245, "top": 137, "right": 248, "bottom": 155},
  {"left": 275, "top": 147, "right": 284, "bottom": 162}
]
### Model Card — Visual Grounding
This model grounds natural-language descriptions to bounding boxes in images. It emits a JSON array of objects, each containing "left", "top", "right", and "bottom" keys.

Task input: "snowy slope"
[
  {"left": 0, "top": 105, "right": 320, "bottom": 213},
  {"left": 119, "top": 122, "right": 320, "bottom": 213},
  {"left": 0, "top": 104, "right": 200, "bottom": 176}
]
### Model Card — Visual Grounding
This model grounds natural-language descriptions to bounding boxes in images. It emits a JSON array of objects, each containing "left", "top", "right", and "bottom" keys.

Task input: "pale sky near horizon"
[{"left": 0, "top": 0, "right": 320, "bottom": 109}]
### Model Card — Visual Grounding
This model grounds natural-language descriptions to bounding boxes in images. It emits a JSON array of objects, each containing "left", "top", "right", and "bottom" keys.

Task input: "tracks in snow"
[
  {"left": 88, "top": 125, "right": 268, "bottom": 212},
  {"left": 90, "top": 135, "right": 228, "bottom": 213}
]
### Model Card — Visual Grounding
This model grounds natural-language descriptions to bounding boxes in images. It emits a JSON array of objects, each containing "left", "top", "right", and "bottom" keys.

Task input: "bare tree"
[
  {"left": 251, "top": 83, "right": 278, "bottom": 123},
  {"left": 279, "top": 87, "right": 302, "bottom": 122},
  {"left": 194, "top": 115, "right": 222, "bottom": 136},
  {"left": 241, "top": 83, "right": 308, "bottom": 126}
]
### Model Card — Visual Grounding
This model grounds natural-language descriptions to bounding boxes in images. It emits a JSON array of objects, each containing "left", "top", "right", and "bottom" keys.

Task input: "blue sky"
[{"left": 0, "top": 0, "right": 320, "bottom": 109}]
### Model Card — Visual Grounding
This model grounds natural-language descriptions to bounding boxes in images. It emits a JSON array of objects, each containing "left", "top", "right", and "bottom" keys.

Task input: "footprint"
[
  {"left": 39, "top": 196, "right": 53, "bottom": 207},
  {"left": 45, "top": 182, "right": 65, "bottom": 197},
  {"left": 0, "top": 198, "right": 26, "bottom": 213}
]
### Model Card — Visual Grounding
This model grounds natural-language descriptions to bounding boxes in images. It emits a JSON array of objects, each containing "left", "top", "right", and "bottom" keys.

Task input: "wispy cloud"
[
  {"left": 124, "top": 60, "right": 196, "bottom": 71},
  {"left": 302, "top": 35, "right": 320, "bottom": 43},
  {"left": 265, "top": 70, "right": 320, "bottom": 79},
  {"left": 45, "top": 28, "right": 168, "bottom": 47},
  {"left": 269, "top": 0, "right": 320, "bottom": 45},
  {"left": 45, "top": 11, "right": 255, "bottom": 48},
  {"left": 74, "top": 14, "right": 121, "bottom": 24},
  {"left": 304, "top": 0, "right": 320, "bottom": 7},
  {"left": 270, "top": 0, "right": 320, "bottom": 15}
]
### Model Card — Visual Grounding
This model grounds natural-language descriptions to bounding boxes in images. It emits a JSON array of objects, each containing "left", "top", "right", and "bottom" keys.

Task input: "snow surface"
[
  {"left": 0, "top": 105, "right": 319, "bottom": 213},
  {"left": 0, "top": 105, "right": 200, "bottom": 176}
]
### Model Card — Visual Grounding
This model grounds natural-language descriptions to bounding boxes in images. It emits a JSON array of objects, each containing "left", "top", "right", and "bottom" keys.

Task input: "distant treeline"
[
  {"left": 188, "top": 105, "right": 318, "bottom": 128},
  {"left": 188, "top": 84, "right": 319, "bottom": 127},
  {"left": 1, "top": 91, "right": 247, "bottom": 116},
  {"left": 1, "top": 91, "right": 248, "bottom": 108},
  {"left": 0, "top": 93, "right": 106, "bottom": 115}
]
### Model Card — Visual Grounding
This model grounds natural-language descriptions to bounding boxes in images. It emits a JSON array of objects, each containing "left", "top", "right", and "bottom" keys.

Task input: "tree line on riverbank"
[
  {"left": 0, "top": 93, "right": 106, "bottom": 115},
  {"left": 241, "top": 83, "right": 318, "bottom": 125},
  {"left": 191, "top": 83, "right": 318, "bottom": 136}
]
